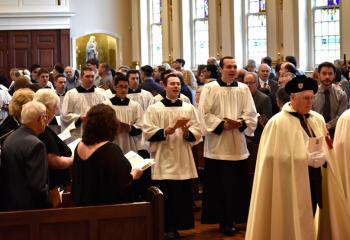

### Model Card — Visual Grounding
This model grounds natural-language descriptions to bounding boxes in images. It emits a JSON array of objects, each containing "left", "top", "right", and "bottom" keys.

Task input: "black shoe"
[{"left": 219, "top": 225, "right": 237, "bottom": 236}]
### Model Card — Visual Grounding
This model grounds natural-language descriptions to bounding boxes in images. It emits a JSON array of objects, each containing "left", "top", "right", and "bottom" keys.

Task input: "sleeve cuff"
[{"left": 212, "top": 121, "right": 225, "bottom": 135}]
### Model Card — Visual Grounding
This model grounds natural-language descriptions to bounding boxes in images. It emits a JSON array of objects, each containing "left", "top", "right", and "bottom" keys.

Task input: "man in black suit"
[
  {"left": 0, "top": 101, "right": 52, "bottom": 211},
  {"left": 139, "top": 65, "right": 163, "bottom": 96},
  {"left": 257, "top": 63, "right": 279, "bottom": 114}
]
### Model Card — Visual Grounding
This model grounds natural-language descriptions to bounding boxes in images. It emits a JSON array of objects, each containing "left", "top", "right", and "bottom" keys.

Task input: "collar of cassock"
[
  {"left": 76, "top": 85, "right": 96, "bottom": 93},
  {"left": 161, "top": 97, "right": 182, "bottom": 107},
  {"left": 288, "top": 111, "right": 310, "bottom": 120},
  {"left": 110, "top": 96, "right": 130, "bottom": 106},
  {"left": 160, "top": 90, "right": 182, "bottom": 99},
  {"left": 128, "top": 88, "right": 141, "bottom": 93},
  {"left": 217, "top": 78, "right": 238, "bottom": 87}
]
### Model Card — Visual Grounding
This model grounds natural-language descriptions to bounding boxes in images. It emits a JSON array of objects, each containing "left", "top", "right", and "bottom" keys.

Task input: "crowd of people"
[{"left": 0, "top": 55, "right": 350, "bottom": 239}]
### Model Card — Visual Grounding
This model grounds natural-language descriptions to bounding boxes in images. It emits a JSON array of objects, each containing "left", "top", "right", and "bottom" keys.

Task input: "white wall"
[{"left": 70, "top": 0, "right": 132, "bottom": 68}]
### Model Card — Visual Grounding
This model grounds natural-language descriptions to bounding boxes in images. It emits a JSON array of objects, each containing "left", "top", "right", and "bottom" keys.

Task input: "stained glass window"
[
  {"left": 193, "top": 0, "right": 209, "bottom": 67},
  {"left": 150, "top": 0, "right": 162, "bottom": 66},
  {"left": 313, "top": 0, "right": 340, "bottom": 65},
  {"left": 246, "top": 0, "right": 267, "bottom": 63}
]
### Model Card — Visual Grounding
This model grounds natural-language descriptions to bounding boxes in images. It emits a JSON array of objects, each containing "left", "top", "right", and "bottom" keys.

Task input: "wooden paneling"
[
  {"left": 59, "top": 29, "right": 70, "bottom": 67},
  {"left": 0, "top": 32, "right": 8, "bottom": 76},
  {"left": 0, "top": 29, "right": 70, "bottom": 79},
  {"left": 32, "top": 30, "right": 58, "bottom": 69},
  {"left": 8, "top": 31, "right": 31, "bottom": 69}
]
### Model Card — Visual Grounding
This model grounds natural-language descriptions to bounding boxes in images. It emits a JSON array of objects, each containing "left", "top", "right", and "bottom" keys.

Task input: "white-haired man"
[{"left": 0, "top": 101, "right": 51, "bottom": 211}]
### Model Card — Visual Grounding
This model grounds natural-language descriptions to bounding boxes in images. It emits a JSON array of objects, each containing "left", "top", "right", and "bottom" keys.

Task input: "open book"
[
  {"left": 173, "top": 118, "right": 190, "bottom": 129},
  {"left": 67, "top": 138, "right": 82, "bottom": 156},
  {"left": 124, "top": 151, "right": 155, "bottom": 170}
]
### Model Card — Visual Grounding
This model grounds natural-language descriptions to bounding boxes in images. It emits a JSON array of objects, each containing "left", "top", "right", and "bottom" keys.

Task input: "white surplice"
[
  {"left": 198, "top": 80, "right": 257, "bottom": 160},
  {"left": 127, "top": 89, "right": 154, "bottom": 111},
  {"left": 143, "top": 101, "right": 201, "bottom": 180},
  {"left": 104, "top": 98, "right": 144, "bottom": 154}
]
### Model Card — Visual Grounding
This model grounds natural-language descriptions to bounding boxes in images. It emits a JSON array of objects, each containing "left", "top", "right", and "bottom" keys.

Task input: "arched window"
[
  {"left": 246, "top": 0, "right": 267, "bottom": 63},
  {"left": 150, "top": 0, "right": 163, "bottom": 66},
  {"left": 313, "top": 0, "right": 340, "bottom": 65},
  {"left": 192, "top": 0, "right": 209, "bottom": 67}
]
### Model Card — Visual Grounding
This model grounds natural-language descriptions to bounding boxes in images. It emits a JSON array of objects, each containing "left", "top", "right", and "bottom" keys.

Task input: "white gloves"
[{"left": 307, "top": 151, "right": 326, "bottom": 168}]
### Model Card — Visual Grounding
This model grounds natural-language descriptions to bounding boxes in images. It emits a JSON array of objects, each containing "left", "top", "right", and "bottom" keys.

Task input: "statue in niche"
[{"left": 85, "top": 35, "right": 98, "bottom": 61}]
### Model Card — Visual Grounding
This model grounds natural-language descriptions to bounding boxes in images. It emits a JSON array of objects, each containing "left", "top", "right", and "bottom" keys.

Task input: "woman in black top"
[
  {"left": 72, "top": 104, "right": 143, "bottom": 206},
  {"left": 34, "top": 89, "right": 73, "bottom": 189}
]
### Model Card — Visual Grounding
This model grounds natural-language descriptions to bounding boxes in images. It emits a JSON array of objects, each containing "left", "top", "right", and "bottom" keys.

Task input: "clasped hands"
[
  {"left": 223, "top": 117, "right": 243, "bottom": 130},
  {"left": 165, "top": 125, "right": 189, "bottom": 137},
  {"left": 307, "top": 151, "right": 326, "bottom": 168}
]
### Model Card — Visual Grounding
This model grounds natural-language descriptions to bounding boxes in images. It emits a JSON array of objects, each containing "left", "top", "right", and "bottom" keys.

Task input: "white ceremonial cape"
[
  {"left": 198, "top": 80, "right": 257, "bottom": 160},
  {"left": 317, "top": 109, "right": 350, "bottom": 240},
  {"left": 127, "top": 89, "right": 154, "bottom": 111},
  {"left": 246, "top": 103, "right": 350, "bottom": 240},
  {"left": 333, "top": 109, "right": 350, "bottom": 205},
  {"left": 104, "top": 98, "right": 144, "bottom": 154},
  {"left": 143, "top": 101, "right": 201, "bottom": 180}
]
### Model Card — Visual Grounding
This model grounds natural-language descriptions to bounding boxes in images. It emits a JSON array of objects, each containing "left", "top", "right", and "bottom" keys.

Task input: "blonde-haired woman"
[
  {"left": 0, "top": 88, "right": 34, "bottom": 143},
  {"left": 34, "top": 89, "right": 73, "bottom": 190}
]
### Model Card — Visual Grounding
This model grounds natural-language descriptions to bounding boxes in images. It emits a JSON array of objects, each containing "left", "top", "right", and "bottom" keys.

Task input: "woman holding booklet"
[
  {"left": 71, "top": 104, "right": 143, "bottom": 206},
  {"left": 34, "top": 89, "right": 73, "bottom": 190}
]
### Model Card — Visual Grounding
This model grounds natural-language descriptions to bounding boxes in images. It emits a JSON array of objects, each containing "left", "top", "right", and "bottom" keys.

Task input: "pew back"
[{"left": 0, "top": 186, "right": 164, "bottom": 240}]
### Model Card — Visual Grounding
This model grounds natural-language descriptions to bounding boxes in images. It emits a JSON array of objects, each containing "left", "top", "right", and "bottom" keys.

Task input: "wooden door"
[
  {"left": 8, "top": 31, "right": 31, "bottom": 70},
  {"left": 32, "top": 30, "right": 58, "bottom": 70},
  {"left": 0, "top": 32, "right": 8, "bottom": 77}
]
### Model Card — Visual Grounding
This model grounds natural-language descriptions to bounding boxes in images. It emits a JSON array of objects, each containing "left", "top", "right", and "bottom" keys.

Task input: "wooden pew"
[{"left": 0, "top": 186, "right": 164, "bottom": 240}]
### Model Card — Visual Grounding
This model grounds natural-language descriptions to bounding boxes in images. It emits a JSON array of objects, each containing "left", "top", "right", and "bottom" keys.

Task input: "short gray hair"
[
  {"left": 21, "top": 101, "right": 46, "bottom": 124},
  {"left": 244, "top": 72, "right": 258, "bottom": 81},
  {"left": 33, "top": 89, "right": 60, "bottom": 108}
]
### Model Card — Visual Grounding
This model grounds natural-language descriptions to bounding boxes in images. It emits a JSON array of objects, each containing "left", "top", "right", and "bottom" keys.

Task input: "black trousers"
[{"left": 201, "top": 158, "right": 251, "bottom": 225}]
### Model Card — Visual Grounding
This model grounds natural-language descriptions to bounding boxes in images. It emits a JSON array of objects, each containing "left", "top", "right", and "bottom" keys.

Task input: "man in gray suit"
[
  {"left": 0, "top": 101, "right": 51, "bottom": 211},
  {"left": 244, "top": 72, "right": 273, "bottom": 143},
  {"left": 257, "top": 63, "right": 279, "bottom": 114}
]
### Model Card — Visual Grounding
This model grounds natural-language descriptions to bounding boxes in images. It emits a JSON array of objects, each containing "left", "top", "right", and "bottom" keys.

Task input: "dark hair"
[
  {"left": 275, "top": 63, "right": 282, "bottom": 73},
  {"left": 86, "top": 58, "right": 99, "bottom": 67},
  {"left": 261, "top": 56, "right": 272, "bottom": 67},
  {"left": 54, "top": 63, "right": 64, "bottom": 74},
  {"left": 156, "top": 65, "right": 166, "bottom": 73},
  {"left": 81, "top": 67, "right": 94, "bottom": 77},
  {"left": 160, "top": 69, "right": 173, "bottom": 82},
  {"left": 334, "top": 67, "right": 342, "bottom": 83},
  {"left": 285, "top": 63, "right": 297, "bottom": 75},
  {"left": 286, "top": 56, "right": 297, "bottom": 67},
  {"left": 206, "top": 64, "right": 220, "bottom": 79},
  {"left": 126, "top": 69, "right": 140, "bottom": 81},
  {"left": 100, "top": 63, "right": 111, "bottom": 72},
  {"left": 175, "top": 59, "right": 185, "bottom": 67},
  {"left": 82, "top": 104, "right": 119, "bottom": 145},
  {"left": 318, "top": 61, "right": 336, "bottom": 74},
  {"left": 140, "top": 65, "right": 153, "bottom": 77},
  {"left": 54, "top": 74, "right": 66, "bottom": 82},
  {"left": 113, "top": 73, "right": 128, "bottom": 86},
  {"left": 37, "top": 68, "right": 49, "bottom": 77},
  {"left": 276, "top": 87, "right": 290, "bottom": 106},
  {"left": 30, "top": 64, "right": 41, "bottom": 72},
  {"left": 110, "top": 68, "right": 116, "bottom": 78},
  {"left": 163, "top": 73, "right": 179, "bottom": 86},
  {"left": 219, "top": 56, "right": 234, "bottom": 68}
]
